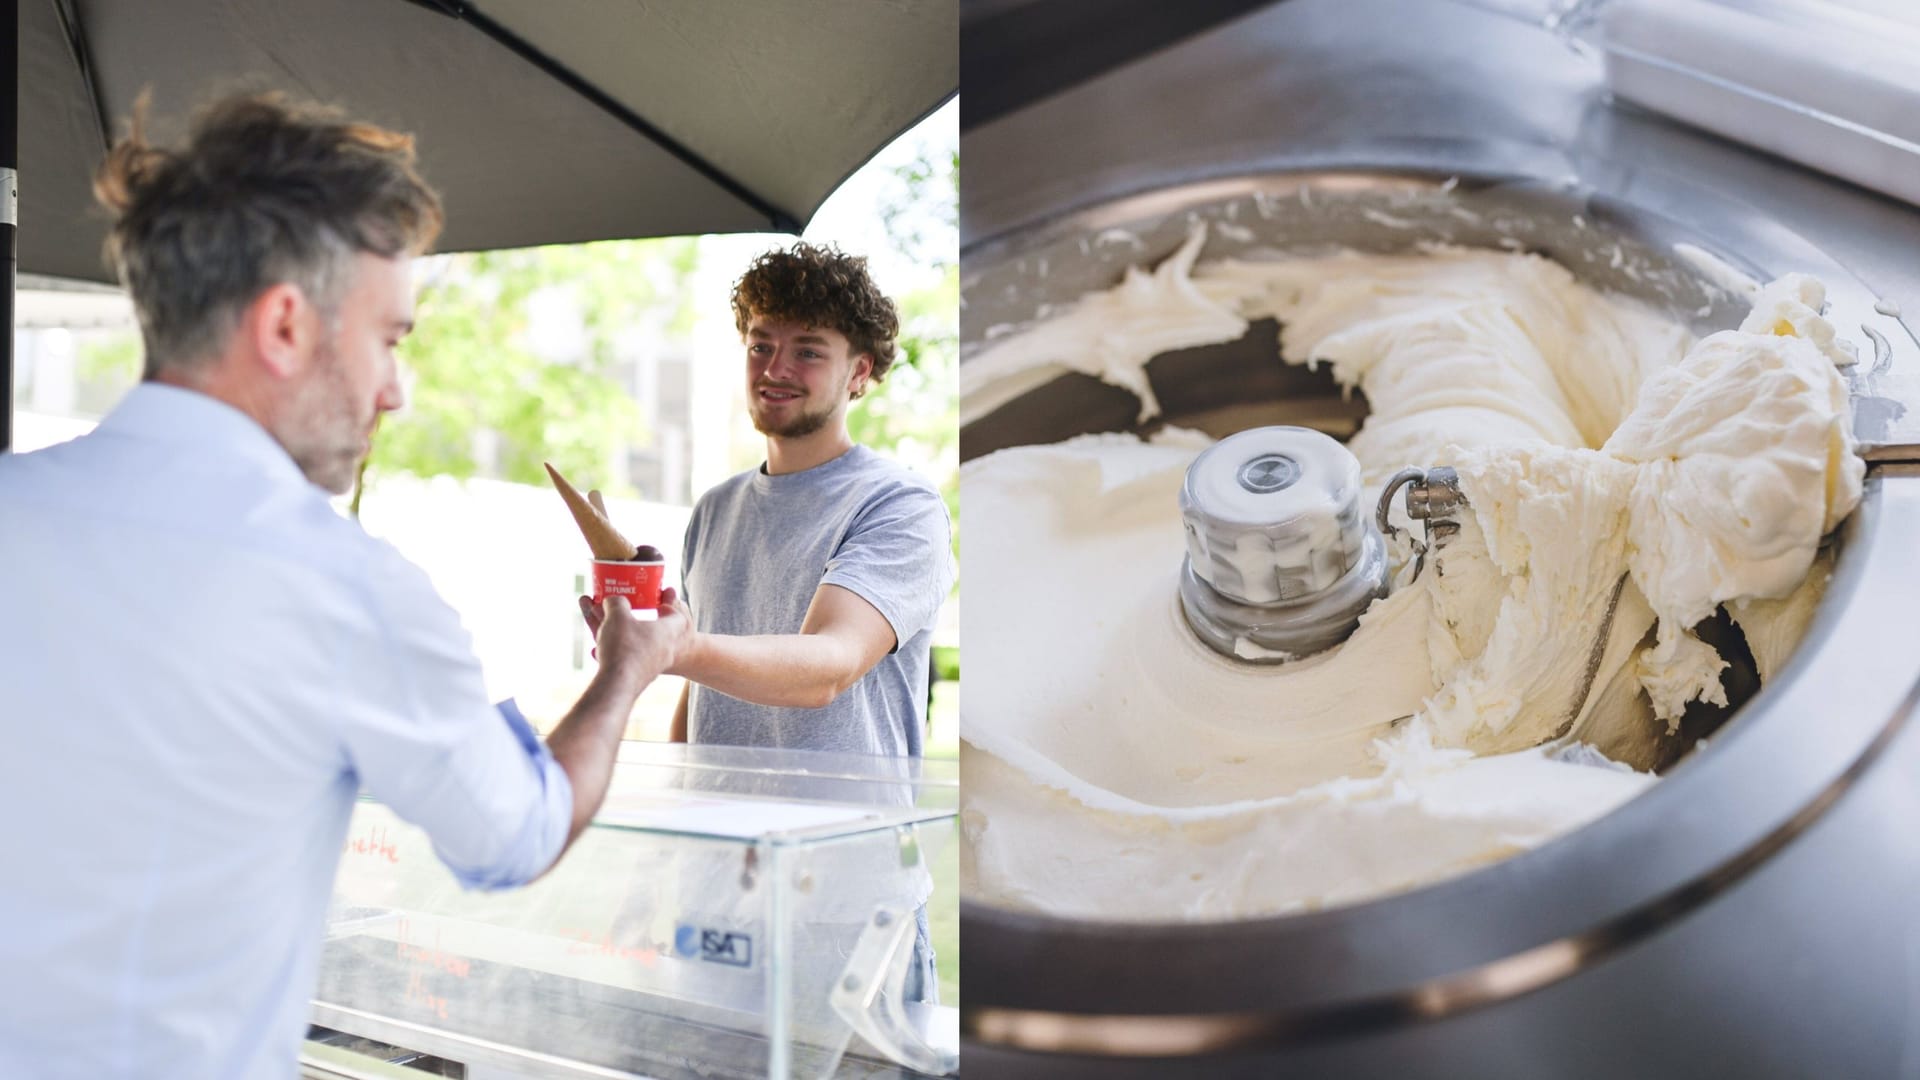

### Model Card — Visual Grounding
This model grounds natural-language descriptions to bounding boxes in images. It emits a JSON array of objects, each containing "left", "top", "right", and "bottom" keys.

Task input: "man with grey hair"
[{"left": 0, "top": 94, "right": 688, "bottom": 1079}]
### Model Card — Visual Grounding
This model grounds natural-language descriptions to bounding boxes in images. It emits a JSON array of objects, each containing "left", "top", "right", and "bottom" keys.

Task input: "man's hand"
[
  {"left": 579, "top": 589, "right": 690, "bottom": 636},
  {"left": 584, "top": 589, "right": 690, "bottom": 691},
  {"left": 542, "top": 587, "right": 691, "bottom": 867},
  {"left": 586, "top": 583, "right": 893, "bottom": 711},
  {"left": 578, "top": 593, "right": 605, "bottom": 641}
]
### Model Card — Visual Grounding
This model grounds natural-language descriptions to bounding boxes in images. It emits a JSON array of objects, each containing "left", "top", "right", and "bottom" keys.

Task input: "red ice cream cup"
[{"left": 591, "top": 559, "right": 665, "bottom": 612}]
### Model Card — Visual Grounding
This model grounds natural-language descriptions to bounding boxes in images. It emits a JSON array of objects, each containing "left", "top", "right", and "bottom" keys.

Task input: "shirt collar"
[
  {"left": 95, "top": 382, "right": 313, "bottom": 487},
  {"left": 752, "top": 444, "right": 866, "bottom": 491}
]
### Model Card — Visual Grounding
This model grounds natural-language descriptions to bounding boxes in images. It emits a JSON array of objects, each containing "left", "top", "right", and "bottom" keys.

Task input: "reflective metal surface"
[
  {"left": 1178, "top": 426, "right": 1389, "bottom": 660},
  {"left": 960, "top": 0, "right": 1920, "bottom": 457},
  {"left": 963, "top": 339, "right": 1920, "bottom": 1074},
  {"left": 957, "top": 2, "right": 1920, "bottom": 1072},
  {"left": 962, "top": 165, "right": 1919, "bottom": 459}
]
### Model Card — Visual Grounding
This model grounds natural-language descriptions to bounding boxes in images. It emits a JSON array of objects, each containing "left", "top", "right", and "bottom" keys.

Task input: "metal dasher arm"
[{"left": 1377, "top": 466, "right": 1467, "bottom": 581}]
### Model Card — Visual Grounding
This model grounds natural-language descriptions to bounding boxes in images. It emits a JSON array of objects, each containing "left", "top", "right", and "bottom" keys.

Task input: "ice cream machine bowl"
[{"left": 956, "top": 149, "right": 1920, "bottom": 1078}]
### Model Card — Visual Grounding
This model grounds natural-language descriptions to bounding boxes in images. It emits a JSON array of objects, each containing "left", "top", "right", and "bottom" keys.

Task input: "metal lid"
[{"left": 1178, "top": 426, "right": 1369, "bottom": 605}]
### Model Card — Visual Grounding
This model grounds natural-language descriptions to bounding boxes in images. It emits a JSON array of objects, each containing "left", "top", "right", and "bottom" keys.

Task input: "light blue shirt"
[{"left": 0, "top": 383, "right": 573, "bottom": 1079}]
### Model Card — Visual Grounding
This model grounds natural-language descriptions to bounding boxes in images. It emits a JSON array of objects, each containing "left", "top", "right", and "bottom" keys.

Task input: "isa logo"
[{"left": 674, "top": 924, "right": 754, "bottom": 968}]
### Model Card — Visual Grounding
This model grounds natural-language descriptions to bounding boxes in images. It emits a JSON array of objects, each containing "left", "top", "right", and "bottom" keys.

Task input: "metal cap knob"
[
  {"left": 1178, "top": 427, "right": 1387, "bottom": 662},
  {"left": 1179, "top": 427, "right": 1368, "bottom": 604}
]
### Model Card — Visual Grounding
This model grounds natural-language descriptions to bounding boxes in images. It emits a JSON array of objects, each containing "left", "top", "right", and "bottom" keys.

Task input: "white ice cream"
[
  {"left": 961, "top": 231, "right": 1862, "bottom": 921},
  {"left": 961, "top": 227, "right": 1244, "bottom": 425}
]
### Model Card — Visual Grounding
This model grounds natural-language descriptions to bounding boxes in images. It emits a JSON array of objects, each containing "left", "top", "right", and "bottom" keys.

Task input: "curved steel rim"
[
  {"left": 961, "top": 661, "right": 1920, "bottom": 1056},
  {"left": 958, "top": 164, "right": 1920, "bottom": 1027},
  {"left": 960, "top": 143, "right": 1919, "bottom": 458}
]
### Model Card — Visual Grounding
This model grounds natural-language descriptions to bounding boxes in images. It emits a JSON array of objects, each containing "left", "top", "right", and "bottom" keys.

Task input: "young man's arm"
[
  {"left": 583, "top": 484, "right": 947, "bottom": 716},
  {"left": 582, "top": 584, "right": 895, "bottom": 711},
  {"left": 668, "top": 583, "right": 897, "bottom": 709},
  {"left": 665, "top": 479, "right": 951, "bottom": 710}
]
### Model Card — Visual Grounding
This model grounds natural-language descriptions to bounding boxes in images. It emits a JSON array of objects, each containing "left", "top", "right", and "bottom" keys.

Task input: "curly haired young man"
[
  {"left": 577, "top": 243, "right": 954, "bottom": 999},
  {"left": 581, "top": 243, "right": 954, "bottom": 758}
]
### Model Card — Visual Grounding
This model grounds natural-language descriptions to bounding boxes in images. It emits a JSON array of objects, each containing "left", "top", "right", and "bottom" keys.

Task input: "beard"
[
  {"left": 749, "top": 383, "right": 840, "bottom": 439},
  {"left": 279, "top": 339, "right": 374, "bottom": 495}
]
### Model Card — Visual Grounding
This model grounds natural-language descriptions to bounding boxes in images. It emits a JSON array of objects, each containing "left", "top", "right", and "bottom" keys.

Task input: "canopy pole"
[{"left": 4, "top": 0, "right": 18, "bottom": 454}]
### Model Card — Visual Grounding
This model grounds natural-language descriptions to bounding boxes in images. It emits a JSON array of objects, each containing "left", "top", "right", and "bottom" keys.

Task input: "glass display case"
[{"left": 300, "top": 742, "right": 959, "bottom": 1080}]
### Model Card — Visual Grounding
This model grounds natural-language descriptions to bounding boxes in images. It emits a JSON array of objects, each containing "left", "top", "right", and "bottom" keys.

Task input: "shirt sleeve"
[
  {"left": 679, "top": 509, "right": 701, "bottom": 613},
  {"left": 330, "top": 542, "right": 573, "bottom": 890},
  {"left": 819, "top": 481, "right": 954, "bottom": 653}
]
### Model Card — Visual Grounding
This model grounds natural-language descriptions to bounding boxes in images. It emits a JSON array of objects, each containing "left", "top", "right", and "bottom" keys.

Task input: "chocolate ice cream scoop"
[{"left": 633, "top": 544, "right": 664, "bottom": 562}]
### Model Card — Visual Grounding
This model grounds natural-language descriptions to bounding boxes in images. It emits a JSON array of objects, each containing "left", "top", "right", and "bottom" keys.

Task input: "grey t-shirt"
[{"left": 680, "top": 445, "right": 953, "bottom": 757}]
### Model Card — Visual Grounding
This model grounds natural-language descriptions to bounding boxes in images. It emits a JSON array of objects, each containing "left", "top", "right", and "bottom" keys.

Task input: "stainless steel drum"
[{"left": 957, "top": 162, "right": 1920, "bottom": 1078}]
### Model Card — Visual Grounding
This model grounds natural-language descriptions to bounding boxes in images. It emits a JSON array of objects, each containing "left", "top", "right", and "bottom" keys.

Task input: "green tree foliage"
[
  {"left": 360, "top": 238, "right": 699, "bottom": 507},
  {"left": 78, "top": 334, "right": 142, "bottom": 386}
]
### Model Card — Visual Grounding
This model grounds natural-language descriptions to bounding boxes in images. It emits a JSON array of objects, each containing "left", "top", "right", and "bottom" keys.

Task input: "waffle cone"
[{"left": 544, "top": 462, "right": 635, "bottom": 561}]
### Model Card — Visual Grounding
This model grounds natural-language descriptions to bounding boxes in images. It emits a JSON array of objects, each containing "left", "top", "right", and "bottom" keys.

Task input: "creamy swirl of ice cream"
[{"left": 961, "top": 228, "right": 1862, "bottom": 921}]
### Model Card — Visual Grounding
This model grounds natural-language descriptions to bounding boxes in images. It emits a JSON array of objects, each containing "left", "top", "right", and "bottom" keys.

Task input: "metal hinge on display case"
[{"left": 830, "top": 906, "right": 959, "bottom": 1077}]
